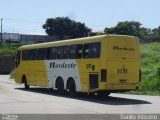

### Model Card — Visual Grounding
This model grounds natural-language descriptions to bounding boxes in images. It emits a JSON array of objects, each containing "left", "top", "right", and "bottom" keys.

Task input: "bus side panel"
[
  {"left": 44, "top": 60, "right": 81, "bottom": 91},
  {"left": 16, "top": 60, "right": 48, "bottom": 87},
  {"left": 77, "top": 59, "right": 100, "bottom": 92},
  {"left": 15, "top": 69, "right": 22, "bottom": 84},
  {"left": 34, "top": 61, "right": 48, "bottom": 87}
]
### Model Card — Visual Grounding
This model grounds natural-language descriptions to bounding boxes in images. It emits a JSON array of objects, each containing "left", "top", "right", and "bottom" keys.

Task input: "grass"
[
  {"left": 128, "top": 90, "right": 160, "bottom": 96},
  {"left": 0, "top": 43, "right": 21, "bottom": 56},
  {"left": 10, "top": 70, "right": 15, "bottom": 79},
  {"left": 140, "top": 42, "right": 160, "bottom": 90},
  {"left": 129, "top": 42, "right": 160, "bottom": 95},
  {"left": 0, "top": 43, "right": 19, "bottom": 79}
]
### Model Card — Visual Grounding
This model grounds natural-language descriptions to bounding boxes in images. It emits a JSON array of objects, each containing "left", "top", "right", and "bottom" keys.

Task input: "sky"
[{"left": 0, "top": 0, "right": 160, "bottom": 35}]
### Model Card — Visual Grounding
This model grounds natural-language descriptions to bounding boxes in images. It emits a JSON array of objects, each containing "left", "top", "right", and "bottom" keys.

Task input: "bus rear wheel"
[
  {"left": 68, "top": 80, "right": 77, "bottom": 97},
  {"left": 25, "top": 83, "right": 29, "bottom": 89},
  {"left": 97, "top": 91, "right": 110, "bottom": 96},
  {"left": 56, "top": 78, "right": 64, "bottom": 95}
]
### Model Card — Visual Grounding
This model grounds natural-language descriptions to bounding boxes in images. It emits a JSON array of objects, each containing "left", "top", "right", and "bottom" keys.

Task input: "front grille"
[{"left": 89, "top": 74, "right": 98, "bottom": 89}]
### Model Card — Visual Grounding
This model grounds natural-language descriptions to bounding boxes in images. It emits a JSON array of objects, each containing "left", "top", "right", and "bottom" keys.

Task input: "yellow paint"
[
  {"left": 15, "top": 60, "right": 48, "bottom": 87},
  {"left": 15, "top": 35, "right": 140, "bottom": 93}
]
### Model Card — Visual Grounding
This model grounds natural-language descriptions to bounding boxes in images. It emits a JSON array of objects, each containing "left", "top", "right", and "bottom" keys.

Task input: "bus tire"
[
  {"left": 25, "top": 83, "right": 29, "bottom": 89},
  {"left": 68, "top": 79, "right": 77, "bottom": 97},
  {"left": 22, "top": 75, "right": 29, "bottom": 89},
  {"left": 97, "top": 91, "right": 110, "bottom": 96},
  {"left": 56, "top": 77, "right": 64, "bottom": 95}
]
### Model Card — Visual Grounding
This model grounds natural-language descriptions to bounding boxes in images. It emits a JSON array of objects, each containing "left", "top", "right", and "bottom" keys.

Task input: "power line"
[
  {"left": 4, "top": 25, "right": 38, "bottom": 31},
  {"left": 3, "top": 25, "right": 45, "bottom": 35},
  {"left": 2, "top": 18, "right": 44, "bottom": 34},
  {"left": 4, "top": 17, "right": 43, "bottom": 24},
  {"left": 3, "top": 28, "right": 21, "bottom": 33},
  {"left": 4, "top": 18, "right": 108, "bottom": 27}
]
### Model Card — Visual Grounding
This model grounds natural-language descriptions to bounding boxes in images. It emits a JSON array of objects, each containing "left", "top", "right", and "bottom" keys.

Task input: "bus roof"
[{"left": 18, "top": 34, "right": 138, "bottom": 50}]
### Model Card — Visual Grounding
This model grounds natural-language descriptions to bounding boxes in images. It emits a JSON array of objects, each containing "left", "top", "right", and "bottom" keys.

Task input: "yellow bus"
[{"left": 15, "top": 35, "right": 141, "bottom": 96}]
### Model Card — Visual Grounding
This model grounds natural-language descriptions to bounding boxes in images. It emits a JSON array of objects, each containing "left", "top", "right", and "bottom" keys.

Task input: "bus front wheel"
[{"left": 22, "top": 75, "right": 29, "bottom": 89}]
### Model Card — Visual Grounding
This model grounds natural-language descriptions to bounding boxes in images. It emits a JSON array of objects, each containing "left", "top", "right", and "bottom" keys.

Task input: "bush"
[
  {"left": 140, "top": 42, "right": 160, "bottom": 91},
  {"left": 156, "top": 67, "right": 160, "bottom": 77},
  {"left": 10, "top": 70, "right": 15, "bottom": 79},
  {"left": 0, "top": 43, "right": 21, "bottom": 56}
]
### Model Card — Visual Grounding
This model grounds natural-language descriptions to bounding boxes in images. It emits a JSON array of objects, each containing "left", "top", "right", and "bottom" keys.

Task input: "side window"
[
  {"left": 22, "top": 50, "right": 29, "bottom": 60},
  {"left": 57, "top": 46, "right": 63, "bottom": 59},
  {"left": 15, "top": 50, "right": 21, "bottom": 68},
  {"left": 22, "top": 50, "right": 26, "bottom": 60},
  {"left": 28, "top": 50, "right": 32, "bottom": 60},
  {"left": 57, "top": 46, "right": 69, "bottom": 59},
  {"left": 63, "top": 46, "right": 69, "bottom": 59},
  {"left": 83, "top": 42, "right": 101, "bottom": 58},
  {"left": 47, "top": 47, "right": 57, "bottom": 59},
  {"left": 37, "top": 48, "right": 47, "bottom": 60},
  {"left": 30, "top": 49, "right": 37, "bottom": 60},
  {"left": 22, "top": 49, "right": 37, "bottom": 60},
  {"left": 83, "top": 44, "right": 89, "bottom": 58},
  {"left": 69, "top": 44, "right": 82, "bottom": 59},
  {"left": 77, "top": 45, "right": 83, "bottom": 58}
]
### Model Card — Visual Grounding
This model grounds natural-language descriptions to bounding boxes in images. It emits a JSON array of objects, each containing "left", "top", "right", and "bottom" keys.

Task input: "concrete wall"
[
  {"left": 3, "top": 33, "right": 20, "bottom": 43},
  {"left": 1, "top": 33, "right": 59, "bottom": 44},
  {"left": 20, "top": 34, "right": 58, "bottom": 44},
  {"left": 0, "top": 56, "right": 15, "bottom": 74}
]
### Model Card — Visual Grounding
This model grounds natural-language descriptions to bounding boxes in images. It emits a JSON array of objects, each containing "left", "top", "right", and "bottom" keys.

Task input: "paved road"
[{"left": 0, "top": 75, "right": 160, "bottom": 114}]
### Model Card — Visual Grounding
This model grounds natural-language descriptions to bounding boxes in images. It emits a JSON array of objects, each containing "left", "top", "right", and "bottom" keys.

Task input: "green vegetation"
[
  {"left": 10, "top": 70, "right": 15, "bottom": 79},
  {"left": 43, "top": 17, "right": 91, "bottom": 39},
  {"left": 0, "top": 43, "right": 21, "bottom": 56},
  {"left": 141, "top": 42, "right": 160, "bottom": 90},
  {"left": 128, "top": 90, "right": 160, "bottom": 96},
  {"left": 104, "top": 21, "right": 160, "bottom": 40},
  {"left": 129, "top": 42, "right": 160, "bottom": 95},
  {"left": 42, "top": 19, "right": 160, "bottom": 40}
]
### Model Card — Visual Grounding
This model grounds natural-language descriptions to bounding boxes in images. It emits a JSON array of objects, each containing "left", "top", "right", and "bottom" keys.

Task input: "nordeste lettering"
[{"left": 50, "top": 62, "right": 76, "bottom": 68}]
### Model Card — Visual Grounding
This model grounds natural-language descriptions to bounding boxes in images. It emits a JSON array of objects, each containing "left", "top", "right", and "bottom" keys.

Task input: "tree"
[
  {"left": 139, "top": 27, "right": 152, "bottom": 38},
  {"left": 104, "top": 21, "right": 145, "bottom": 38},
  {"left": 42, "top": 17, "right": 91, "bottom": 39},
  {"left": 152, "top": 26, "right": 160, "bottom": 37}
]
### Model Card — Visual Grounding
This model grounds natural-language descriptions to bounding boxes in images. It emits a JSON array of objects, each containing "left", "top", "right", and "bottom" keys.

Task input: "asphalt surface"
[{"left": 0, "top": 75, "right": 160, "bottom": 114}]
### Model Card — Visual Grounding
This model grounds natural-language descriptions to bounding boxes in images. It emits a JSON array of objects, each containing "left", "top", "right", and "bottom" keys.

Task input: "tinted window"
[
  {"left": 22, "top": 50, "right": 29, "bottom": 60},
  {"left": 47, "top": 47, "right": 57, "bottom": 59},
  {"left": 57, "top": 46, "right": 63, "bottom": 59},
  {"left": 37, "top": 48, "right": 47, "bottom": 60},
  {"left": 63, "top": 46, "right": 69, "bottom": 59},
  {"left": 83, "top": 42, "right": 101, "bottom": 58},
  {"left": 22, "top": 49, "right": 37, "bottom": 60},
  {"left": 57, "top": 46, "right": 69, "bottom": 59},
  {"left": 69, "top": 44, "right": 82, "bottom": 59},
  {"left": 29, "top": 49, "right": 37, "bottom": 60}
]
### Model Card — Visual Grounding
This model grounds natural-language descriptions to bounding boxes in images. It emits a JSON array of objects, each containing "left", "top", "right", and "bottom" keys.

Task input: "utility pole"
[{"left": 1, "top": 18, "right": 3, "bottom": 43}]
